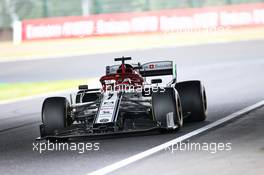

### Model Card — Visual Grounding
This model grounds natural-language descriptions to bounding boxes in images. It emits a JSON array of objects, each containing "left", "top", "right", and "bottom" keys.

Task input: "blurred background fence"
[
  {"left": 1, "top": 0, "right": 264, "bottom": 28},
  {"left": 0, "top": 0, "right": 264, "bottom": 41}
]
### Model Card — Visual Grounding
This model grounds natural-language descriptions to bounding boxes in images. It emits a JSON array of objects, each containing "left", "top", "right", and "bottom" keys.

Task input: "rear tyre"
[
  {"left": 152, "top": 87, "right": 183, "bottom": 133},
  {"left": 175, "top": 81, "right": 207, "bottom": 122},
  {"left": 41, "top": 97, "right": 70, "bottom": 136}
]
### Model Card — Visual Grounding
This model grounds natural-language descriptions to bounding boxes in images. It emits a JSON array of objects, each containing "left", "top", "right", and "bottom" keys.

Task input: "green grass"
[{"left": 0, "top": 79, "right": 98, "bottom": 101}]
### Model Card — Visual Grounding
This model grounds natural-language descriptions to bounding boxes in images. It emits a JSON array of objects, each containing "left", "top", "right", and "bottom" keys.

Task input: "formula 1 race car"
[{"left": 38, "top": 57, "right": 207, "bottom": 140}]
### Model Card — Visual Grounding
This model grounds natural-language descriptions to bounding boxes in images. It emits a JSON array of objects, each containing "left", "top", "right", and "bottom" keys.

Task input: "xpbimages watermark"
[
  {"left": 165, "top": 140, "right": 232, "bottom": 154},
  {"left": 104, "top": 83, "right": 166, "bottom": 95},
  {"left": 32, "top": 141, "right": 100, "bottom": 154}
]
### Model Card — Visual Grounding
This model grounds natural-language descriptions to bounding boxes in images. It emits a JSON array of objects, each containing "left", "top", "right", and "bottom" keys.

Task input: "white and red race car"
[{"left": 39, "top": 57, "right": 207, "bottom": 140}]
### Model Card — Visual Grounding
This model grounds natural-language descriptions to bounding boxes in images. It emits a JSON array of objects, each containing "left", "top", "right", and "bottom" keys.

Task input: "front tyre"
[
  {"left": 152, "top": 87, "right": 183, "bottom": 132},
  {"left": 41, "top": 97, "right": 70, "bottom": 136}
]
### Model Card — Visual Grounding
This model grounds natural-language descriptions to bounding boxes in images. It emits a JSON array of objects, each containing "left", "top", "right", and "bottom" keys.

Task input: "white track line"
[{"left": 88, "top": 100, "right": 264, "bottom": 175}]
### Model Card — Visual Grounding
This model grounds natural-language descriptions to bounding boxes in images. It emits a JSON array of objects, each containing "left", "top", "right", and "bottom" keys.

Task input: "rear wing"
[
  {"left": 139, "top": 61, "right": 177, "bottom": 79},
  {"left": 106, "top": 64, "right": 139, "bottom": 75},
  {"left": 105, "top": 61, "right": 177, "bottom": 79}
]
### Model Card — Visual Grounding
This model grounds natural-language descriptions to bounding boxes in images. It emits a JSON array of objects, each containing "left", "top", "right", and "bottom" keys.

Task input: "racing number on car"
[{"left": 108, "top": 93, "right": 114, "bottom": 100}]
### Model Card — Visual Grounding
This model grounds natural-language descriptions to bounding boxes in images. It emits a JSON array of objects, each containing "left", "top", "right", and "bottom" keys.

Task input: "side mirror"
[
  {"left": 78, "top": 85, "right": 88, "bottom": 90},
  {"left": 151, "top": 79, "right": 162, "bottom": 84}
]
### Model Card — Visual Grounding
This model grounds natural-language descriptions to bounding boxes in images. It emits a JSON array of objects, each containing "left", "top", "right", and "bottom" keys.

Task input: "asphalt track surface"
[
  {"left": 112, "top": 106, "right": 264, "bottom": 175},
  {"left": 0, "top": 40, "right": 264, "bottom": 175}
]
